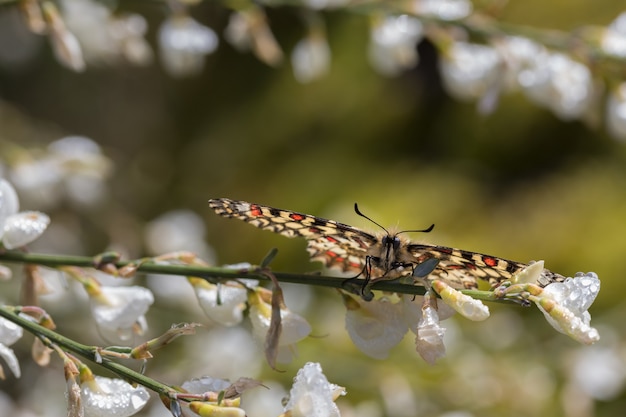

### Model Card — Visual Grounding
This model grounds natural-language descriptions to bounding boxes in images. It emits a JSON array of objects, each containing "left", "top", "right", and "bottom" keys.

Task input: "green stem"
[
  {"left": 0, "top": 250, "right": 522, "bottom": 304},
  {"left": 0, "top": 305, "right": 177, "bottom": 397},
  {"left": 0, "top": 250, "right": 431, "bottom": 296}
]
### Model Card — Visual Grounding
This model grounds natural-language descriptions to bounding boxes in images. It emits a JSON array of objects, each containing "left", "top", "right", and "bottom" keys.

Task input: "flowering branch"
[
  {"left": 0, "top": 249, "right": 542, "bottom": 305},
  {"left": 0, "top": 304, "right": 177, "bottom": 397},
  {"left": 0, "top": 249, "right": 436, "bottom": 297}
]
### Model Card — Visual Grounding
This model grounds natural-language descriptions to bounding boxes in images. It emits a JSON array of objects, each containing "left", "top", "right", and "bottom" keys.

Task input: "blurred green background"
[{"left": 0, "top": 1, "right": 625, "bottom": 417}]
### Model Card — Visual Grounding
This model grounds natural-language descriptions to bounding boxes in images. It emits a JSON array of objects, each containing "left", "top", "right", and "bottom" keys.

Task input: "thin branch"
[
  {"left": 0, "top": 249, "right": 525, "bottom": 304},
  {"left": 0, "top": 304, "right": 179, "bottom": 398}
]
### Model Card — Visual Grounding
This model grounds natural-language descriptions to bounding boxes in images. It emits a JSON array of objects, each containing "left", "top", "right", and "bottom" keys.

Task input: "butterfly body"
[{"left": 208, "top": 198, "right": 564, "bottom": 296}]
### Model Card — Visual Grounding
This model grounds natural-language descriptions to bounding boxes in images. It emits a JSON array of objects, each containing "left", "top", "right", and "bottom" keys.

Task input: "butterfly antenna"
[
  {"left": 354, "top": 203, "right": 389, "bottom": 234},
  {"left": 399, "top": 224, "right": 435, "bottom": 234}
]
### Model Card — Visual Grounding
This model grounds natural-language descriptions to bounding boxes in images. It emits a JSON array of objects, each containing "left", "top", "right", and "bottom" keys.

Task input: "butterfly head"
[{"left": 354, "top": 203, "right": 435, "bottom": 273}]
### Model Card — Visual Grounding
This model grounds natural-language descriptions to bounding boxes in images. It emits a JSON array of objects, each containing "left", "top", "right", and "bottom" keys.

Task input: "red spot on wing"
[
  {"left": 309, "top": 227, "right": 321, "bottom": 234},
  {"left": 250, "top": 205, "right": 263, "bottom": 217},
  {"left": 290, "top": 213, "right": 305, "bottom": 221},
  {"left": 326, "top": 236, "right": 338, "bottom": 243},
  {"left": 464, "top": 262, "right": 477, "bottom": 270},
  {"left": 482, "top": 256, "right": 498, "bottom": 267},
  {"left": 324, "top": 250, "right": 345, "bottom": 263}
]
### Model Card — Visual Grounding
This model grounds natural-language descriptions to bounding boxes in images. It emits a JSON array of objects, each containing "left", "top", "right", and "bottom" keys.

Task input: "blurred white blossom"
[
  {"left": 89, "top": 285, "right": 154, "bottom": 340},
  {"left": 368, "top": 15, "right": 423, "bottom": 76},
  {"left": 42, "top": 1, "right": 85, "bottom": 72},
  {"left": 0, "top": 179, "right": 19, "bottom": 227},
  {"left": 0, "top": 317, "right": 23, "bottom": 378},
  {"left": 601, "top": 12, "right": 626, "bottom": 58},
  {"left": 291, "top": 33, "right": 331, "bottom": 83},
  {"left": 413, "top": 0, "right": 473, "bottom": 20},
  {"left": 158, "top": 15, "right": 218, "bottom": 77},
  {"left": 606, "top": 82, "right": 626, "bottom": 141},
  {"left": 61, "top": 0, "right": 153, "bottom": 66},
  {"left": 9, "top": 136, "right": 112, "bottom": 209},
  {"left": 144, "top": 209, "right": 215, "bottom": 262},
  {"left": 302, "top": 0, "right": 349, "bottom": 9},
  {"left": 440, "top": 41, "right": 501, "bottom": 101},
  {"left": 499, "top": 36, "right": 548, "bottom": 90},
  {"left": 81, "top": 376, "right": 149, "bottom": 417},
  {"left": 521, "top": 52, "right": 594, "bottom": 120},
  {"left": 224, "top": 10, "right": 283, "bottom": 67},
  {"left": 283, "top": 362, "right": 345, "bottom": 417},
  {"left": 570, "top": 345, "right": 626, "bottom": 400},
  {"left": 0, "top": 178, "right": 50, "bottom": 249}
]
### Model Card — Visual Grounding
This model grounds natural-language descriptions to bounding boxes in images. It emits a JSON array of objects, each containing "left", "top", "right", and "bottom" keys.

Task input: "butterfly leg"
[{"left": 341, "top": 255, "right": 377, "bottom": 301}]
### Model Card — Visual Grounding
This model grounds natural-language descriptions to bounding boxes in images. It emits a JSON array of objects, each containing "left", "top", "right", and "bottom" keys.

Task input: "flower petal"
[
  {"left": 193, "top": 282, "right": 247, "bottom": 326},
  {"left": 432, "top": 280, "right": 490, "bottom": 321},
  {"left": 0, "top": 179, "right": 20, "bottom": 233},
  {"left": 0, "top": 317, "right": 23, "bottom": 346},
  {"left": 0, "top": 343, "right": 21, "bottom": 378},
  {"left": 284, "top": 362, "right": 344, "bottom": 417},
  {"left": 90, "top": 286, "right": 154, "bottom": 340},
  {"left": 81, "top": 376, "right": 149, "bottom": 417},
  {"left": 344, "top": 296, "right": 407, "bottom": 359},
  {"left": 2, "top": 211, "right": 50, "bottom": 249}
]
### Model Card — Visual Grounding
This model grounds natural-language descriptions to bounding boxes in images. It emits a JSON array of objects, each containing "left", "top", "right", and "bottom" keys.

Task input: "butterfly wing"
[
  {"left": 209, "top": 198, "right": 378, "bottom": 273},
  {"left": 406, "top": 243, "right": 565, "bottom": 289}
]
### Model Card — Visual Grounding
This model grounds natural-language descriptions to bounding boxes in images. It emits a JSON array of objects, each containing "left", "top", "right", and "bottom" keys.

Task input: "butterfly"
[{"left": 208, "top": 198, "right": 565, "bottom": 300}]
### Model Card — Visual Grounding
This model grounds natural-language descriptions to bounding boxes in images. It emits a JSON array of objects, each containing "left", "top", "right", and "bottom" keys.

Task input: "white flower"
[
  {"left": 606, "top": 82, "right": 626, "bottom": 141},
  {"left": 406, "top": 290, "right": 456, "bottom": 364},
  {"left": 291, "top": 34, "right": 331, "bottom": 83},
  {"left": 413, "top": 0, "right": 473, "bottom": 20},
  {"left": 521, "top": 52, "right": 594, "bottom": 120},
  {"left": 511, "top": 260, "right": 545, "bottom": 285},
  {"left": 158, "top": 15, "right": 218, "bottom": 77},
  {"left": 9, "top": 136, "right": 112, "bottom": 209},
  {"left": 181, "top": 376, "right": 231, "bottom": 394},
  {"left": 81, "top": 376, "right": 149, "bottom": 417},
  {"left": 368, "top": 15, "right": 423, "bottom": 76},
  {"left": 144, "top": 209, "right": 215, "bottom": 262},
  {"left": 249, "top": 294, "right": 311, "bottom": 364},
  {"left": 61, "top": 0, "right": 153, "bottom": 66},
  {"left": 223, "top": 10, "right": 283, "bottom": 67},
  {"left": 601, "top": 12, "right": 626, "bottom": 58},
  {"left": 43, "top": 1, "right": 85, "bottom": 72},
  {"left": 2, "top": 211, "right": 51, "bottom": 249},
  {"left": 344, "top": 295, "right": 408, "bottom": 359},
  {"left": 0, "top": 179, "right": 50, "bottom": 249},
  {"left": 414, "top": 296, "right": 446, "bottom": 365},
  {"left": 192, "top": 280, "right": 248, "bottom": 326},
  {"left": 0, "top": 179, "right": 19, "bottom": 224},
  {"left": 284, "top": 362, "right": 345, "bottom": 417},
  {"left": 344, "top": 293, "right": 455, "bottom": 360},
  {"left": 90, "top": 285, "right": 154, "bottom": 340},
  {"left": 439, "top": 41, "right": 501, "bottom": 101},
  {"left": 0, "top": 317, "right": 23, "bottom": 378},
  {"left": 570, "top": 346, "right": 626, "bottom": 400},
  {"left": 432, "top": 280, "right": 490, "bottom": 321},
  {"left": 536, "top": 272, "right": 600, "bottom": 344}
]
